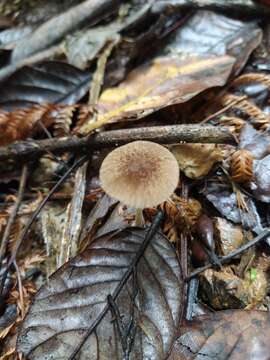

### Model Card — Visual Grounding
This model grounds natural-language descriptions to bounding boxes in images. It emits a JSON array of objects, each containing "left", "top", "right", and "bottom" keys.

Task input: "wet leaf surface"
[
  {"left": 168, "top": 310, "right": 270, "bottom": 360},
  {"left": 239, "top": 124, "right": 270, "bottom": 160},
  {"left": 163, "top": 11, "right": 262, "bottom": 74},
  {"left": 18, "top": 227, "right": 183, "bottom": 359},
  {"left": 250, "top": 155, "right": 270, "bottom": 202},
  {"left": 79, "top": 55, "right": 234, "bottom": 133},
  {"left": 0, "top": 61, "right": 90, "bottom": 110},
  {"left": 202, "top": 180, "right": 263, "bottom": 232}
]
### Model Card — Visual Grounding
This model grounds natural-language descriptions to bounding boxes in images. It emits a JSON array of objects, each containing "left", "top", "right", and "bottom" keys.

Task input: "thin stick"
[
  {"left": 0, "top": 165, "right": 28, "bottom": 261},
  {"left": 186, "top": 228, "right": 270, "bottom": 280},
  {"left": 0, "top": 125, "right": 235, "bottom": 163}
]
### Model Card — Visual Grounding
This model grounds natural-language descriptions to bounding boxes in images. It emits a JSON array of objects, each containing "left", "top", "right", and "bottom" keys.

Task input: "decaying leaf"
[
  {"left": 169, "top": 310, "right": 270, "bottom": 360},
  {"left": 250, "top": 155, "right": 270, "bottom": 203},
  {"left": 163, "top": 10, "right": 262, "bottom": 74},
  {"left": 0, "top": 61, "right": 90, "bottom": 110},
  {"left": 18, "top": 227, "right": 183, "bottom": 359},
  {"left": 79, "top": 194, "right": 118, "bottom": 248},
  {"left": 65, "top": 26, "right": 120, "bottom": 70},
  {"left": 199, "top": 266, "right": 267, "bottom": 310},
  {"left": 239, "top": 124, "right": 270, "bottom": 160},
  {"left": 40, "top": 204, "right": 68, "bottom": 276},
  {"left": 203, "top": 180, "right": 263, "bottom": 233},
  {"left": 79, "top": 55, "right": 235, "bottom": 134},
  {"left": 162, "top": 195, "right": 202, "bottom": 234},
  {"left": 214, "top": 217, "right": 244, "bottom": 256},
  {"left": 96, "top": 203, "right": 136, "bottom": 238},
  {"left": 63, "top": 1, "right": 153, "bottom": 71},
  {"left": 170, "top": 144, "right": 223, "bottom": 179}
]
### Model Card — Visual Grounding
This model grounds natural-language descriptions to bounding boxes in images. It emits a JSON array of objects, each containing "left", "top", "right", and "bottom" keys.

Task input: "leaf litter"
[{"left": 1, "top": 1, "right": 270, "bottom": 359}]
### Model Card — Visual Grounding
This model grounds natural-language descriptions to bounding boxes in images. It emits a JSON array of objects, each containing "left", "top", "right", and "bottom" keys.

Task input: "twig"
[
  {"left": 0, "top": 125, "right": 235, "bottom": 163},
  {"left": 186, "top": 278, "right": 199, "bottom": 320},
  {"left": 107, "top": 295, "right": 127, "bottom": 354},
  {"left": 186, "top": 228, "right": 270, "bottom": 280},
  {"left": 0, "top": 165, "right": 28, "bottom": 261},
  {"left": 0, "top": 155, "right": 87, "bottom": 295},
  {"left": 68, "top": 210, "right": 164, "bottom": 359},
  {"left": 11, "top": 0, "right": 119, "bottom": 63},
  {"left": 14, "top": 261, "right": 25, "bottom": 318}
]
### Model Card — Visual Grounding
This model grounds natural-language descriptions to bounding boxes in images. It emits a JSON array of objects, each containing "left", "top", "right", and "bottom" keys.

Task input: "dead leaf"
[
  {"left": 170, "top": 144, "right": 223, "bottom": 179},
  {"left": 0, "top": 61, "right": 90, "bottom": 111},
  {"left": 163, "top": 10, "right": 262, "bottom": 75},
  {"left": 169, "top": 310, "right": 270, "bottom": 360},
  {"left": 199, "top": 266, "right": 267, "bottom": 310},
  {"left": 214, "top": 217, "right": 244, "bottom": 256},
  {"left": 203, "top": 180, "right": 263, "bottom": 232},
  {"left": 79, "top": 55, "right": 235, "bottom": 134},
  {"left": 250, "top": 155, "right": 270, "bottom": 203},
  {"left": 17, "top": 227, "right": 183, "bottom": 359}
]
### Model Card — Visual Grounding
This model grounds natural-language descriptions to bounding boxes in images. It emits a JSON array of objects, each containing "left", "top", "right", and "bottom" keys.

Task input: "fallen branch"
[{"left": 0, "top": 124, "right": 235, "bottom": 163}]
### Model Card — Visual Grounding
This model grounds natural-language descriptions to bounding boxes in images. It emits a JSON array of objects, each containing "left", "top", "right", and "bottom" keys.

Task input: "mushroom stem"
[{"left": 135, "top": 208, "right": 144, "bottom": 227}]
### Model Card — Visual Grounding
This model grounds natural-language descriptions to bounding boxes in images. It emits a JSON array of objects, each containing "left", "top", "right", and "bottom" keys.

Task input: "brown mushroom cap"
[{"left": 100, "top": 141, "right": 179, "bottom": 208}]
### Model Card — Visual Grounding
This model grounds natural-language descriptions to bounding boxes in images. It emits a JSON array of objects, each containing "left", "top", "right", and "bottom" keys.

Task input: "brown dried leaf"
[
  {"left": 214, "top": 217, "right": 244, "bottom": 256},
  {"left": 79, "top": 55, "right": 235, "bottom": 134},
  {"left": 169, "top": 310, "right": 270, "bottom": 360},
  {"left": 170, "top": 144, "right": 223, "bottom": 179},
  {"left": 163, "top": 10, "right": 262, "bottom": 75},
  {"left": 161, "top": 195, "right": 202, "bottom": 240}
]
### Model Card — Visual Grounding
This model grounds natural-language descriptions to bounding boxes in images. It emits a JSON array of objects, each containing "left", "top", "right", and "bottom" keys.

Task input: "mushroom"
[{"left": 99, "top": 140, "right": 179, "bottom": 225}]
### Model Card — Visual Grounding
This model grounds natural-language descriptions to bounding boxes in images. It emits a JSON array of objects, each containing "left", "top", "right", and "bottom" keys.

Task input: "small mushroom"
[{"left": 100, "top": 141, "right": 179, "bottom": 225}]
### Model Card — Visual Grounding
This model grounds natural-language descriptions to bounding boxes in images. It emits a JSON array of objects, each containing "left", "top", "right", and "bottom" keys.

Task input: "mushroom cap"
[{"left": 100, "top": 140, "right": 179, "bottom": 208}]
